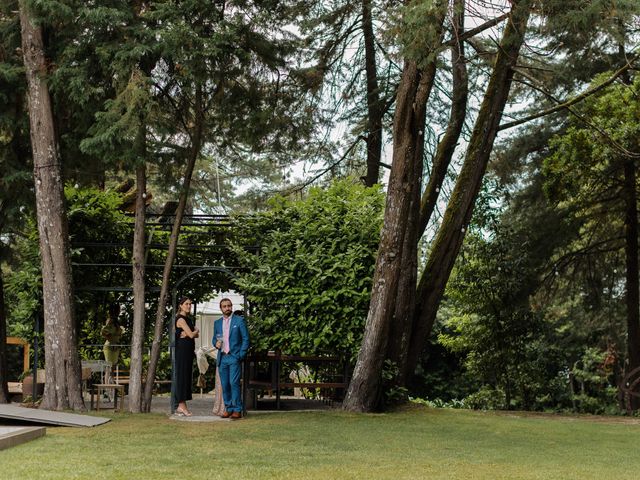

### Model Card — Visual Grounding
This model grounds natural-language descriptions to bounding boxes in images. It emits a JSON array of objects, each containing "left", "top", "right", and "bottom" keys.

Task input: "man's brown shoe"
[
  {"left": 230, "top": 412, "right": 242, "bottom": 420},
  {"left": 221, "top": 411, "right": 231, "bottom": 418}
]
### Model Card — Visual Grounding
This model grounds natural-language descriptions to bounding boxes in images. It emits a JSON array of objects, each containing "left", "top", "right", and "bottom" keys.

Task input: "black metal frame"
[
  {"left": 169, "top": 266, "right": 247, "bottom": 413},
  {"left": 71, "top": 213, "right": 248, "bottom": 291},
  {"left": 69, "top": 213, "right": 250, "bottom": 412}
]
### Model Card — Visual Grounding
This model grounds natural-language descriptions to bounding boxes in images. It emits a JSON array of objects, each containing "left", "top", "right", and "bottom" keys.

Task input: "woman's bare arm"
[{"left": 176, "top": 318, "right": 200, "bottom": 339}]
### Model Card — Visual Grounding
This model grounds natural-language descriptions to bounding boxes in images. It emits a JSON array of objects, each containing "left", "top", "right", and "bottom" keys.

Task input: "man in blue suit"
[{"left": 213, "top": 298, "right": 250, "bottom": 419}]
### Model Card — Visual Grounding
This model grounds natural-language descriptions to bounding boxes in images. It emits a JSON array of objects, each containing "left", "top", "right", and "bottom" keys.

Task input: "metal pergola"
[
  {"left": 69, "top": 212, "right": 254, "bottom": 412},
  {"left": 73, "top": 213, "right": 247, "bottom": 293}
]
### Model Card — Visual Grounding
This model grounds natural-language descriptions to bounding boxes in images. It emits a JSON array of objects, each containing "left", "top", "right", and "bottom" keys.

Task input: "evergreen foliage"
[
  {"left": 0, "top": 1, "right": 32, "bottom": 233},
  {"left": 293, "top": 0, "right": 399, "bottom": 185},
  {"left": 429, "top": 174, "right": 626, "bottom": 413},
  {"left": 428, "top": 65, "right": 640, "bottom": 412}
]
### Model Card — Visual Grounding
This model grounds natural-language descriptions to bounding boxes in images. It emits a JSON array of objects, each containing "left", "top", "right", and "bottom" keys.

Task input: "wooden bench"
[
  {"left": 245, "top": 353, "right": 350, "bottom": 409},
  {"left": 114, "top": 367, "right": 129, "bottom": 386},
  {"left": 278, "top": 382, "right": 348, "bottom": 389},
  {"left": 91, "top": 384, "right": 125, "bottom": 412},
  {"left": 113, "top": 369, "right": 171, "bottom": 393}
]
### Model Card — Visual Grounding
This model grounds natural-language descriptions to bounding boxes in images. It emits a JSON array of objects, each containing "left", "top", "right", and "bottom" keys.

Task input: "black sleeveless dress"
[{"left": 175, "top": 314, "right": 195, "bottom": 402}]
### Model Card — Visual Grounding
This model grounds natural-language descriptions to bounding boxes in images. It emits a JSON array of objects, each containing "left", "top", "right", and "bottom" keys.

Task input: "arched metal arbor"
[{"left": 169, "top": 266, "right": 247, "bottom": 413}]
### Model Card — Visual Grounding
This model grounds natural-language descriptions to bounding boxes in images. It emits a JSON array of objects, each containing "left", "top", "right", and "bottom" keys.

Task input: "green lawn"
[{"left": 1, "top": 405, "right": 639, "bottom": 479}]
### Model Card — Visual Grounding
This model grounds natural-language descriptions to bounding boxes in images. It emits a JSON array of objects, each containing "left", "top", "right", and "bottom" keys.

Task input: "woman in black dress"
[{"left": 175, "top": 296, "right": 199, "bottom": 416}]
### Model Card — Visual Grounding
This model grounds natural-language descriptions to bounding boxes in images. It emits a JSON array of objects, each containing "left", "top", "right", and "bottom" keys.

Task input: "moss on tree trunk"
[{"left": 405, "top": 1, "right": 532, "bottom": 383}]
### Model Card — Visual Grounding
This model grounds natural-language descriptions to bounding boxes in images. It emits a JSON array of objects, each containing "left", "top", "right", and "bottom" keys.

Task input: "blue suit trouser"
[{"left": 219, "top": 353, "right": 243, "bottom": 413}]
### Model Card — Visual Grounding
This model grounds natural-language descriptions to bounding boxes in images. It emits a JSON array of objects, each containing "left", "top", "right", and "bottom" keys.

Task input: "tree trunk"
[
  {"left": 343, "top": 1, "right": 448, "bottom": 411},
  {"left": 362, "top": 0, "right": 383, "bottom": 187},
  {"left": 128, "top": 161, "right": 147, "bottom": 412},
  {"left": 385, "top": 151, "right": 421, "bottom": 388},
  {"left": 418, "top": 0, "right": 468, "bottom": 234},
  {"left": 0, "top": 269, "right": 9, "bottom": 403},
  {"left": 390, "top": 0, "right": 468, "bottom": 389},
  {"left": 623, "top": 158, "right": 640, "bottom": 408},
  {"left": 143, "top": 84, "right": 204, "bottom": 412},
  {"left": 343, "top": 59, "right": 431, "bottom": 411},
  {"left": 385, "top": 61, "right": 439, "bottom": 387},
  {"left": 405, "top": 1, "right": 532, "bottom": 382},
  {"left": 19, "top": 1, "right": 84, "bottom": 411}
]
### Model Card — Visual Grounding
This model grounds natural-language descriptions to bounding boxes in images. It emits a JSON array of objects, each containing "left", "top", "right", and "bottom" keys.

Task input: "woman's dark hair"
[
  {"left": 178, "top": 296, "right": 191, "bottom": 307},
  {"left": 108, "top": 303, "right": 120, "bottom": 321}
]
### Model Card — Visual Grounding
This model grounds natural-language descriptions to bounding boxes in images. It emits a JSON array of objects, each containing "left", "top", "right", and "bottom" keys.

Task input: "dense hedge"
[{"left": 233, "top": 179, "right": 384, "bottom": 360}]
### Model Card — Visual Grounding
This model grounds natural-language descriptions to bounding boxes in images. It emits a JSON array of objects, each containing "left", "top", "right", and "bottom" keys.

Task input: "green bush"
[
  {"left": 232, "top": 179, "right": 384, "bottom": 360},
  {"left": 464, "top": 386, "right": 507, "bottom": 410}
]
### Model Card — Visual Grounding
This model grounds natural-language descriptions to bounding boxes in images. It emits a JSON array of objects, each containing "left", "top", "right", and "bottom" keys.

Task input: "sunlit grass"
[{"left": 1, "top": 405, "right": 639, "bottom": 479}]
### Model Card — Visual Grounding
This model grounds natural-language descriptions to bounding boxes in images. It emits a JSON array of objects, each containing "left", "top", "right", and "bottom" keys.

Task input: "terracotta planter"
[{"left": 21, "top": 374, "right": 45, "bottom": 398}]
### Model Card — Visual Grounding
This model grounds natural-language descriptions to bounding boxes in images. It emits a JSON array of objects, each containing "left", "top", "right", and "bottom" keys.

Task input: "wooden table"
[{"left": 91, "top": 384, "right": 125, "bottom": 412}]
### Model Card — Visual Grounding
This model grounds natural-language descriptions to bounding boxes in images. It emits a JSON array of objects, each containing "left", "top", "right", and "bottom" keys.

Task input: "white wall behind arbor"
[{"left": 194, "top": 291, "right": 245, "bottom": 350}]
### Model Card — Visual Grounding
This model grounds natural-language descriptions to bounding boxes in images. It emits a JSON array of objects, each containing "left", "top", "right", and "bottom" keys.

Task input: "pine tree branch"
[
  {"left": 510, "top": 66, "right": 640, "bottom": 159},
  {"left": 499, "top": 56, "right": 639, "bottom": 132},
  {"left": 541, "top": 236, "right": 625, "bottom": 288},
  {"left": 274, "top": 135, "right": 367, "bottom": 195},
  {"left": 444, "top": 12, "right": 510, "bottom": 47}
]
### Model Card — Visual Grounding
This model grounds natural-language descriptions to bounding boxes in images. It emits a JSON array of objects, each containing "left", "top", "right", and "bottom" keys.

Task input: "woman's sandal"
[{"left": 175, "top": 408, "right": 192, "bottom": 417}]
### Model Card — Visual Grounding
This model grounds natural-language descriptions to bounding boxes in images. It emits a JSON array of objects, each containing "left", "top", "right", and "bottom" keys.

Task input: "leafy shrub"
[
  {"left": 409, "top": 396, "right": 468, "bottom": 409},
  {"left": 232, "top": 179, "right": 384, "bottom": 360},
  {"left": 463, "top": 386, "right": 507, "bottom": 410}
]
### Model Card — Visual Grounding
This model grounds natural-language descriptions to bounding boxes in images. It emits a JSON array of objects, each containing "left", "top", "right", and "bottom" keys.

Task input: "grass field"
[{"left": 1, "top": 405, "right": 638, "bottom": 479}]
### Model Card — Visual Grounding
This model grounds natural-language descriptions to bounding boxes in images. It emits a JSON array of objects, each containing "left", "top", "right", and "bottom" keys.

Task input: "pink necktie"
[{"left": 223, "top": 317, "right": 230, "bottom": 353}]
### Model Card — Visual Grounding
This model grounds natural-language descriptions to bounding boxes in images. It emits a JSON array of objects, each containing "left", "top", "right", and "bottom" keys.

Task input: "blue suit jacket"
[{"left": 213, "top": 314, "right": 250, "bottom": 363}]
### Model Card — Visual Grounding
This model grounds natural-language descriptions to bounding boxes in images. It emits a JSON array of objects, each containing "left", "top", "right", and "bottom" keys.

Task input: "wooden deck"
[
  {"left": 0, "top": 404, "right": 110, "bottom": 427},
  {"left": 0, "top": 426, "right": 46, "bottom": 450}
]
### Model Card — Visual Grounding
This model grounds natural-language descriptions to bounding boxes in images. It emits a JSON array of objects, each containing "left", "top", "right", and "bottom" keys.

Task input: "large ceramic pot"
[{"left": 21, "top": 370, "right": 45, "bottom": 399}]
